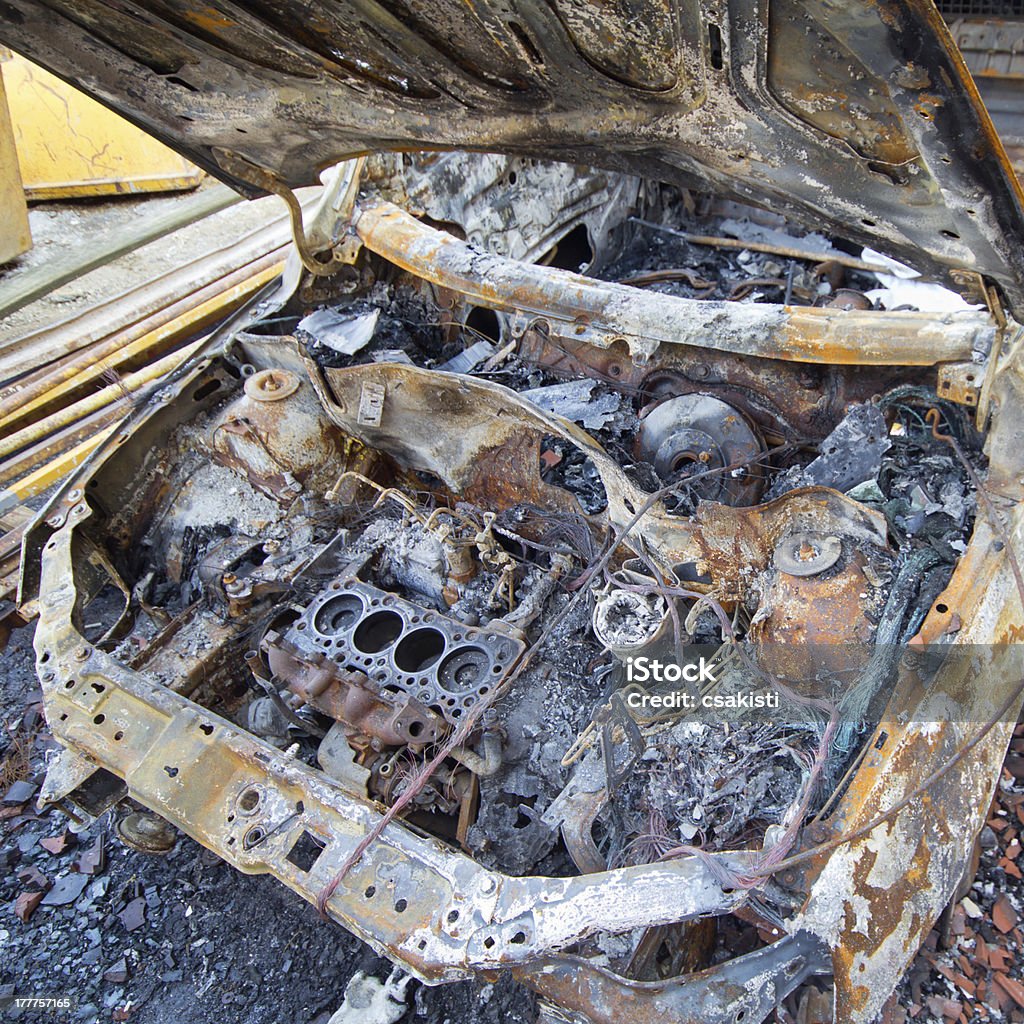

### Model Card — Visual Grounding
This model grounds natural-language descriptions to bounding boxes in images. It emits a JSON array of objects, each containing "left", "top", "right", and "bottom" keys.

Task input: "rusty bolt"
[
  {"left": 808, "top": 821, "right": 830, "bottom": 844},
  {"left": 41, "top": 670, "right": 55, "bottom": 683},
  {"left": 74, "top": 646, "right": 92, "bottom": 662},
  {"left": 779, "top": 869, "right": 799, "bottom": 887},
  {"left": 47, "top": 515, "right": 64, "bottom": 529}
]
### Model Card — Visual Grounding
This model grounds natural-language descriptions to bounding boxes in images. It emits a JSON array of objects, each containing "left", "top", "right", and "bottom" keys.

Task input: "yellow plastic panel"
[
  {"left": 0, "top": 60, "right": 31, "bottom": 260},
  {"left": 4, "top": 54, "right": 203, "bottom": 199}
]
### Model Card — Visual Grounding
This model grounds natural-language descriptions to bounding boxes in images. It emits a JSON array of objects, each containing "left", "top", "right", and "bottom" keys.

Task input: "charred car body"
[{"left": 5, "top": 2, "right": 1024, "bottom": 1022}]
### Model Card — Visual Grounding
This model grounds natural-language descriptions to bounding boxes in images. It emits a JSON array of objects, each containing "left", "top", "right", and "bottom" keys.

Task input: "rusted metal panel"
[
  {"left": 352, "top": 201, "right": 997, "bottom": 367},
  {"left": 1, "top": 1, "right": 1023, "bottom": 311}
]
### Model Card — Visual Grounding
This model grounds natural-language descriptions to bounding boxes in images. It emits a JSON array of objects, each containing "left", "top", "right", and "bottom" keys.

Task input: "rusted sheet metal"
[
  {"left": 353, "top": 201, "right": 995, "bottom": 367},
  {"left": 518, "top": 331, "right": 927, "bottom": 444},
  {"left": 517, "top": 933, "right": 828, "bottom": 1024},
  {"left": 208, "top": 366, "right": 344, "bottom": 501},
  {"left": 691, "top": 489, "right": 888, "bottom": 598},
  {"left": 3, "top": 1, "right": 1024, "bottom": 311},
  {"left": 307, "top": 358, "right": 700, "bottom": 567},
  {"left": 796, "top": 351, "right": 1024, "bottom": 1023},
  {"left": 752, "top": 550, "right": 881, "bottom": 648}
]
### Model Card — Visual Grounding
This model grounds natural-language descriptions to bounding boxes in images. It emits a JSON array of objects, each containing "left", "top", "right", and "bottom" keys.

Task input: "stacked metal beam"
[{"left": 0, "top": 189, "right": 295, "bottom": 613}]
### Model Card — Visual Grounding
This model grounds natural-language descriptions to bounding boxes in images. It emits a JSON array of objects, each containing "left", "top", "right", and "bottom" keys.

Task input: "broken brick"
[
  {"left": 925, "top": 995, "right": 961, "bottom": 1021},
  {"left": 992, "top": 894, "right": 1018, "bottom": 934},
  {"left": 14, "top": 890, "right": 43, "bottom": 923},
  {"left": 936, "top": 964, "right": 975, "bottom": 999},
  {"left": 39, "top": 830, "right": 76, "bottom": 855},
  {"left": 16, "top": 864, "right": 51, "bottom": 892},
  {"left": 1000, "top": 857, "right": 1022, "bottom": 879},
  {"left": 989, "top": 946, "right": 1010, "bottom": 972},
  {"left": 994, "top": 973, "right": 1024, "bottom": 1010}
]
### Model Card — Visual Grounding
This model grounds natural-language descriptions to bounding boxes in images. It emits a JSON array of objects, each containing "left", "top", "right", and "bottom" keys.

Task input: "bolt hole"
[
  {"left": 365, "top": 885, "right": 376, "bottom": 898},
  {"left": 935, "top": 603, "right": 948, "bottom": 614},
  {"left": 447, "top": 909, "right": 459, "bottom": 923},
  {"left": 238, "top": 788, "right": 261, "bottom": 811},
  {"left": 93, "top": 714, "right": 105, "bottom": 724},
  {"left": 395, "top": 898, "right": 408, "bottom": 913}
]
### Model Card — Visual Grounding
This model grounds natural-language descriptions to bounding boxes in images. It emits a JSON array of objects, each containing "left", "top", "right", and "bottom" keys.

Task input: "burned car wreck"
[{"left": 6, "top": 1, "right": 1024, "bottom": 1021}]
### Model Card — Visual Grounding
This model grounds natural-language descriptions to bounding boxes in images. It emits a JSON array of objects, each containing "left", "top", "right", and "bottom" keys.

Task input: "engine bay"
[{"left": 23, "top": 153, "right": 1023, "bottom": 1024}]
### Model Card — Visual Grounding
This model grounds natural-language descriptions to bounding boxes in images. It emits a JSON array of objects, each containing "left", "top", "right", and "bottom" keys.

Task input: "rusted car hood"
[{"left": 3, "top": 0, "right": 1024, "bottom": 311}]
